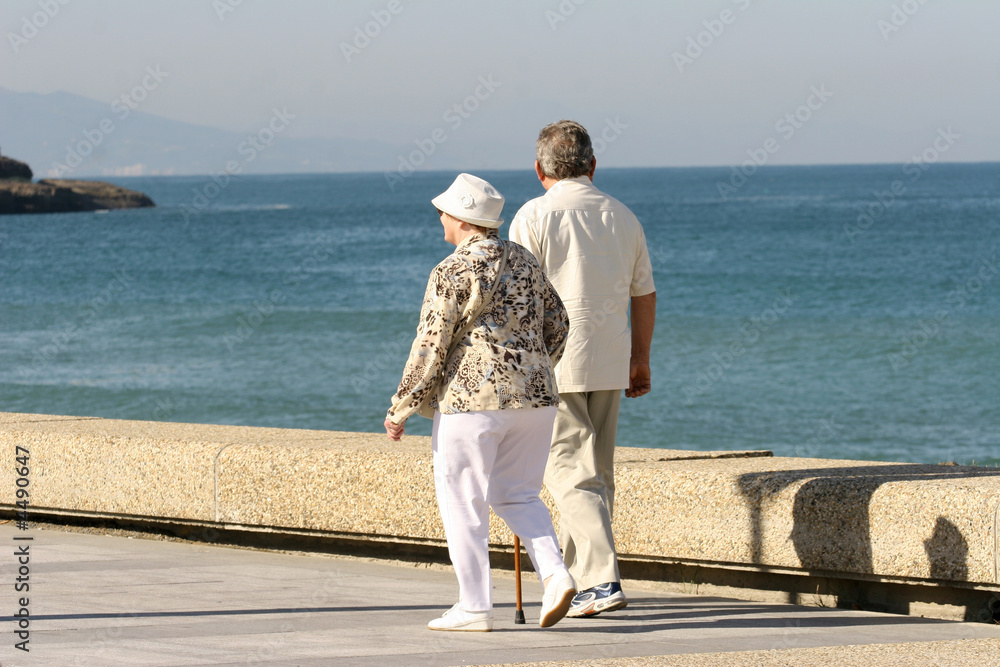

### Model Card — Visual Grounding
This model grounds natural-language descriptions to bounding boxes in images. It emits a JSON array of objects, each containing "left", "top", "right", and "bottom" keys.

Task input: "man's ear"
[
  {"left": 588, "top": 156, "right": 597, "bottom": 180},
  {"left": 535, "top": 160, "right": 546, "bottom": 182}
]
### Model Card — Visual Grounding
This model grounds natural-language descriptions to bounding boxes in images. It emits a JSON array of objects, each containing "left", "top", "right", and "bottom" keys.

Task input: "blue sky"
[{"left": 2, "top": 0, "right": 999, "bottom": 169}]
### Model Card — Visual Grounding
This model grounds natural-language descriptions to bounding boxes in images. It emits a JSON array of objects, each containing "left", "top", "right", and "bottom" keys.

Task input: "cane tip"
[{"left": 514, "top": 610, "right": 526, "bottom": 624}]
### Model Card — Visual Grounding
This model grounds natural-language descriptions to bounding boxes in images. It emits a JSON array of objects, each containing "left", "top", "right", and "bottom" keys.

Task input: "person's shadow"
[
  {"left": 737, "top": 463, "right": 1000, "bottom": 622},
  {"left": 925, "top": 516, "right": 968, "bottom": 582}
]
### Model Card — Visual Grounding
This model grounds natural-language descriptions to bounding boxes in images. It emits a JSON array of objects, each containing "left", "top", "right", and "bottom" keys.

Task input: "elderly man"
[{"left": 509, "top": 120, "right": 657, "bottom": 617}]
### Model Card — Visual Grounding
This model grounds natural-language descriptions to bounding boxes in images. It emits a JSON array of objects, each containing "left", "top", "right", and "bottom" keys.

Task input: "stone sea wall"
[{"left": 2, "top": 412, "right": 998, "bottom": 622}]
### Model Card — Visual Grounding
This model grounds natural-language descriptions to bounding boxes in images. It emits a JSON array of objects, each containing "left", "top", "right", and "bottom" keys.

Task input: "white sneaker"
[
  {"left": 427, "top": 602, "right": 494, "bottom": 632},
  {"left": 540, "top": 569, "right": 576, "bottom": 628}
]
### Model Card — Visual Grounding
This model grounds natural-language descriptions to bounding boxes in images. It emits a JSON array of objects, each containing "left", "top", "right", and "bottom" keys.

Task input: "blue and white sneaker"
[{"left": 566, "top": 581, "right": 628, "bottom": 617}]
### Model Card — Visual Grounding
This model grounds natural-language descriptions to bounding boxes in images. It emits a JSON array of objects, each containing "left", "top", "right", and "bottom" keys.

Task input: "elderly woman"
[{"left": 384, "top": 173, "right": 575, "bottom": 631}]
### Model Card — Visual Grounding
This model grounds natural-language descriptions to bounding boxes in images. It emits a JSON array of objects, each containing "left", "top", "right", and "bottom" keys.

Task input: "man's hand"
[
  {"left": 384, "top": 417, "right": 406, "bottom": 441},
  {"left": 625, "top": 360, "right": 651, "bottom": 398}
]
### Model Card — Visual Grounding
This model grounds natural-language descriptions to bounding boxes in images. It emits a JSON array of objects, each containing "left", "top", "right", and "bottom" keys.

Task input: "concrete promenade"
[{"left": 2, "top": 523, "right": 999, "bottom": 667}]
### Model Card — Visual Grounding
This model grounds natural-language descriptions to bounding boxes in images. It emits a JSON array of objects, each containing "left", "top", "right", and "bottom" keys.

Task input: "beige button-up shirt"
[
  {"left": 510, "top": 176, "right": 656, "bottom": 392},
  {"left": 387, "top": 231, "right": 569, "bottom": 424}
]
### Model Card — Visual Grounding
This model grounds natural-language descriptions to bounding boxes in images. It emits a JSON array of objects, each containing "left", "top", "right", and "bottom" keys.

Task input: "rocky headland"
[{"left": 0, "top": 155, "right": 155, "bottom": 214}]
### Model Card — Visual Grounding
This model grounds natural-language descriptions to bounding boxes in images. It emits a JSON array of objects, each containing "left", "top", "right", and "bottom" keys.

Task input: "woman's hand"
[{"left": 384, "top": 417, "right": 406, "bottom": 441}]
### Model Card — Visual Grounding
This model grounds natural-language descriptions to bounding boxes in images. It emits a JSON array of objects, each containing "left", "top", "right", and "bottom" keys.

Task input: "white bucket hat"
[{"left": 431, "top": 173, "right": 505, "bottom": 228}]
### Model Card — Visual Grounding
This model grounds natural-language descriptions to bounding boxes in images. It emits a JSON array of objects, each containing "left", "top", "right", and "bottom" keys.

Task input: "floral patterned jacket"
[{"left": 387, "top": 230, "right": 569, "bottom": 424}]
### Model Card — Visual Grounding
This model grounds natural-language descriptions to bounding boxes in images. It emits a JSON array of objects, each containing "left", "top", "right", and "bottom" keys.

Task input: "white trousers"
[{"left": 432, "top": 407, "right": 564, "bottom": 613}]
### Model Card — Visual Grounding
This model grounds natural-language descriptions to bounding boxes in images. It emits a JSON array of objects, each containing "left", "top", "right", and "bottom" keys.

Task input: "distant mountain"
[{"left": 0, "top": 87, "right": 403, "bottom": 177}]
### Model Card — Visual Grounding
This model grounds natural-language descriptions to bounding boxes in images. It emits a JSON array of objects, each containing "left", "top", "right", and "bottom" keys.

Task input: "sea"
[{"left": 1, "top": 164, "right": 998, "bottom": 465}]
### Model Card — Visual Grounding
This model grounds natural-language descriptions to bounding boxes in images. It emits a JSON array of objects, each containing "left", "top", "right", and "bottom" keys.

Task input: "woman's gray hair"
[{"left": 536, "top": 120, "right": 593, "bottom": 180}]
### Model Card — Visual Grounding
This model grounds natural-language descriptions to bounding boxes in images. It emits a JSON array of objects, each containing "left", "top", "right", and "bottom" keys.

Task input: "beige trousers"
[{"left": 543, "top": 390, "right": 622, "bottom": 591}]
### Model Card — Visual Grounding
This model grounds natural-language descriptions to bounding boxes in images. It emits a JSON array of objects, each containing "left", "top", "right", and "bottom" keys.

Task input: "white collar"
[{"left": 549, "top": 175, "right": 594, "bottom": 195}]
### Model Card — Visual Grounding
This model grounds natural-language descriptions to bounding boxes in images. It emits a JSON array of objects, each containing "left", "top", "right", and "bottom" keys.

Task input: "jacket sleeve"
[
  {"left": 386, "top": 263, "right": 462, "bottom": 424},
  {"left": 541, "top": 272, "right": 568, "bottom": 366}
]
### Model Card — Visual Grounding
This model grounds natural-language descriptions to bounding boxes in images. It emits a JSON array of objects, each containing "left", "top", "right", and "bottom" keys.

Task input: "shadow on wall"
[
  {"left": 737, "top": 463, "right": 1000, "bottom": 621},
  {"left": 925, "top": 516, "right": 969, "bottom": 582}
]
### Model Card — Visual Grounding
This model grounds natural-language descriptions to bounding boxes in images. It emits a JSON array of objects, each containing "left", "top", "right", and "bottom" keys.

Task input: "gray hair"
[{"left": 536, "top": 120, "right": 593, "bottom": 180}]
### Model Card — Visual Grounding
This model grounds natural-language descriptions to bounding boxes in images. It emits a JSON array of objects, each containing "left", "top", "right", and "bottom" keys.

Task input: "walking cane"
[{"left": 513, "top": 535, "right": 525, "bottom": 624}]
